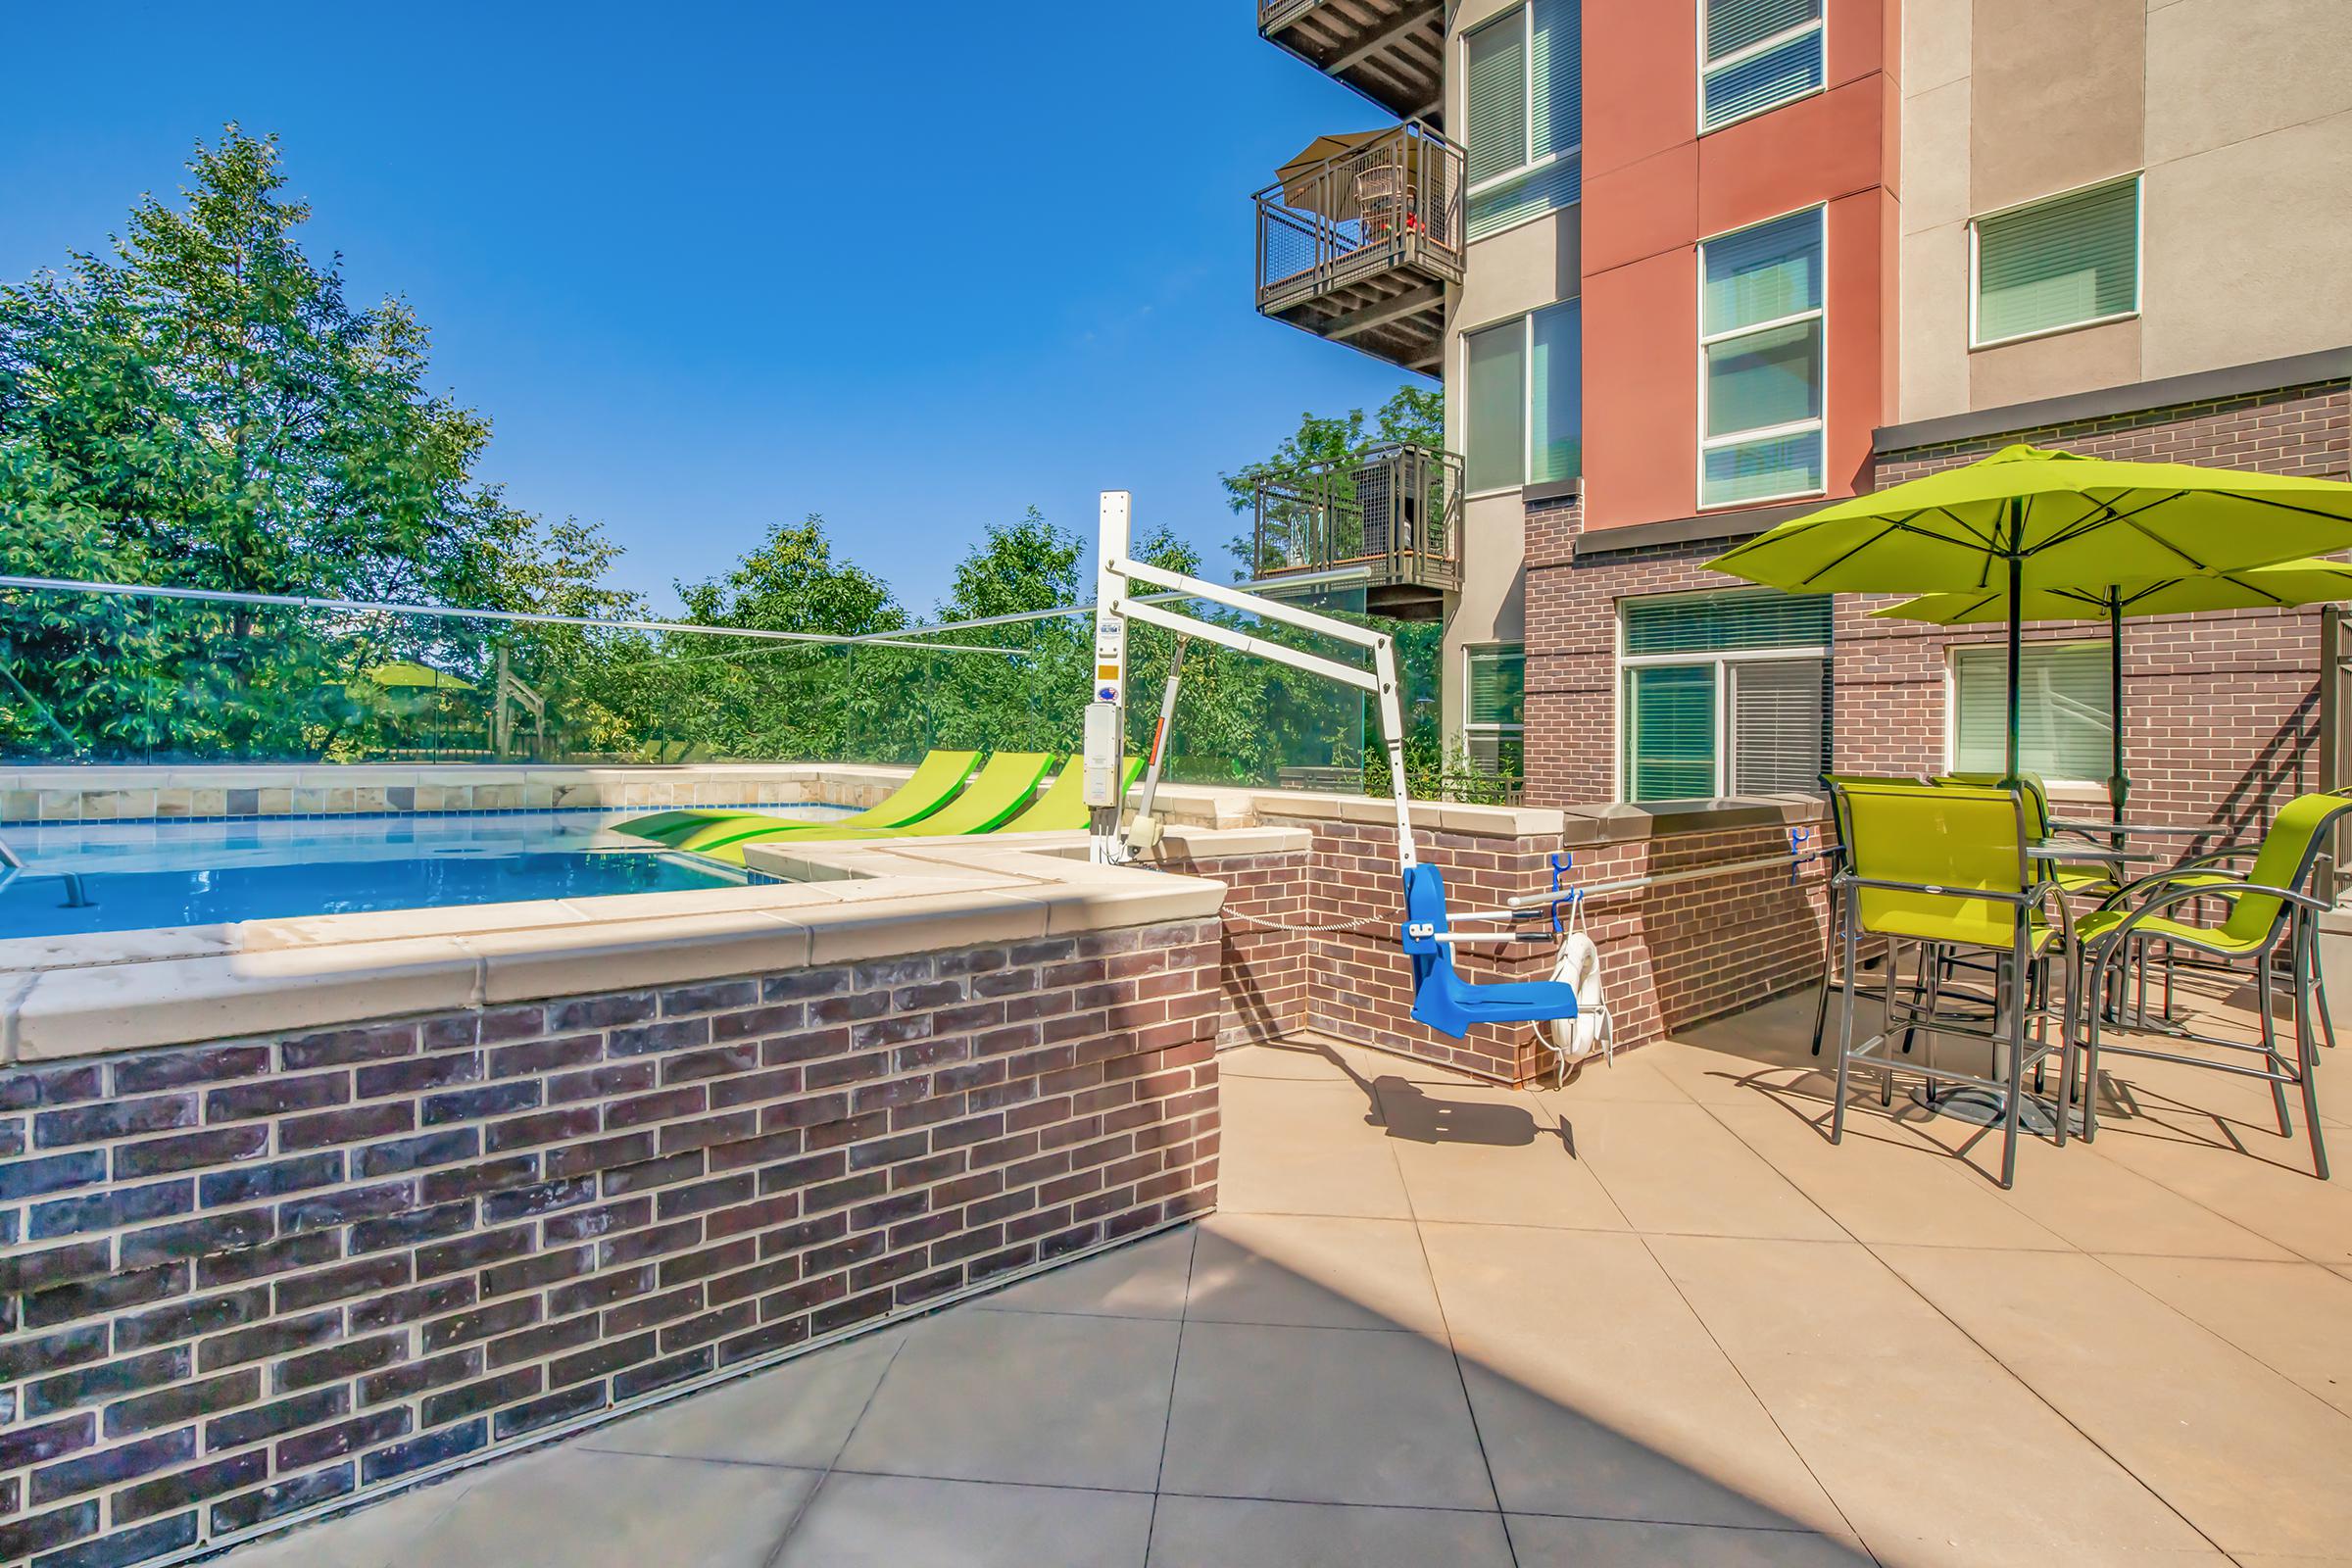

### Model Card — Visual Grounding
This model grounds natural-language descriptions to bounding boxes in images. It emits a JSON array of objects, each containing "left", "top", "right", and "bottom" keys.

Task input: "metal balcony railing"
[
  {"left": 1250, "top": 444, "right": 1463, "bottom": 618},
  {"left": 1252, "top": 123, "right": 1463, "bottom": 373}
]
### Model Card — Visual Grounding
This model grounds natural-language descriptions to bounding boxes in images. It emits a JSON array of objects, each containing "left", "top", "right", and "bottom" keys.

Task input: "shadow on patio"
[{"left": 215, "top": 988, "right": 2352, "bottom": 1567}]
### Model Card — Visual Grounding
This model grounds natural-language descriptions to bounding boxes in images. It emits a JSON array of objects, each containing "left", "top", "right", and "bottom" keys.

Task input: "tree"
[{"left": 0, "top": 125, "right": 549, "bottom": 760}]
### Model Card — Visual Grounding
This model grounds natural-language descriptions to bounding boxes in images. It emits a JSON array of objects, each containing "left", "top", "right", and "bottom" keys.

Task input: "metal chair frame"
[
  {"left": 2076, "top": 814, "right": 2351, "bottom": 1179},
  {"left": 1830, "top": 780, "right": 2079, "bottom": 1190}
]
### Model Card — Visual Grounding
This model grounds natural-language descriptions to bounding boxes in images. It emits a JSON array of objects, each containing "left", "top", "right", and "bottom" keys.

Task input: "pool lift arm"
[{"left": 1083, "top": 491, "right": 1416, "bottom": 872}]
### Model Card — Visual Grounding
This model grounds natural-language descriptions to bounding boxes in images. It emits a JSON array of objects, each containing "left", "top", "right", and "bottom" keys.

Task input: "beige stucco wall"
[
  {"left": 1435, "top": 0, "right": 1584, "bottom": 752},
  {"left": 1896, "top": 0, "right": 2351, "bottom": 422}
]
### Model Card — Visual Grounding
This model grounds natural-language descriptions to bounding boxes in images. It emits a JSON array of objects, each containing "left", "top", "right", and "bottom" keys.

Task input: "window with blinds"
[
  {"left": 1530, "top": 301, "right": 1582, "bottom": 484},
  {"left": 1465, "top": 645, "right": 1526, "bottom": 778},
  {"left": 1730, "top": 659, "right": 1829, "bottom": 794},
  {"left": 1464, "top": 301, "right": 1581, "bottom": 493},
  {"left": 1465, "top": 0, "right": 1581, "bottom": 241},
  {"left": 1701, "top": 0, "right": 1825, "bottom": 132},
  {"left": 1626, "top": 663, "right": 1718, "bottom": 802},
  {"left": 1623, "top": 590, "right": 1831, "bottom": 657},
  {"left": 1621, "top": 591, "right": 1831, "bottom": 803},
  {"left": 1698, "top": 206, "right": 1825, "bottom": 508},
  {"left": 1951, "top": 643, "right": 2114, "bottom": 782},
  {"left": 1972, "top": 176, "right": 2140, "bottom": 346},
  {"left": 1465, "top": 319, "right": 1525, "bottom": 494}
]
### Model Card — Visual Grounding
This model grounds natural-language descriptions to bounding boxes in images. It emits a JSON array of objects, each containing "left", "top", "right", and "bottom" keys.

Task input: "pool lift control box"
[{"left": 1086, "top": 490, "right": 1417, "bottom": 871}]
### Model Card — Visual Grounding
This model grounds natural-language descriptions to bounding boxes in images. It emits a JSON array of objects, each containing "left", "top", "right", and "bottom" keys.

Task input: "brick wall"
[
  {"left": 1156, "top": 849, "right": 1312, "bottom": 1050},
  {"left": 1179, "top": 812, "right": 1833, "bottom": 1087},
  {"left": 1522, "top": 378, "right": 2351, "bottom": 839},
  {"left": 0, "top": 923, "right": 1220, "bottom": 1568}
]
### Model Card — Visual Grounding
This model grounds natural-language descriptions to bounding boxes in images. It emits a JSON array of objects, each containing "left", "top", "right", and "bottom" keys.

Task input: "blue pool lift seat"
[{"left": 1401, "top": 863, "right": 1584, "bottom": 1040}]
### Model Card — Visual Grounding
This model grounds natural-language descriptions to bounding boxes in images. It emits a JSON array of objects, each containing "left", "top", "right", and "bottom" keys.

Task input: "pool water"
[{"left": 0, "top": 806, "right": 852, "bottom": 940}]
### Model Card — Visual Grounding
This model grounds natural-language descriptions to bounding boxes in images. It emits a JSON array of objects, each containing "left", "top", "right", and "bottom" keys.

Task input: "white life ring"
[{"left": 1547, "top": 932, "right": 1611, "bottom": 1065}]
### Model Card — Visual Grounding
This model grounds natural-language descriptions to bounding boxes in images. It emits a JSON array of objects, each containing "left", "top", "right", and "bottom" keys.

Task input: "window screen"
[
  {"left": 1465, "top": 318, "right": 1527, "bottom": 493},
  {"left": 1974, "top": 177, "right": 2140, "bottom": 345},
  {"left": 1702, "top": 0, "right": 1825, "bottom": 131},
  {"left": 1952, "top": 643, "right": 2114, "bottom": 782}
]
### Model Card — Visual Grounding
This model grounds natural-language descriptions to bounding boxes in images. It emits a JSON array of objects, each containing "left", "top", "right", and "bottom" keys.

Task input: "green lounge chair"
[
  {"left": 619, "top": 749, "right": 979, "bottom": 850},
  {"left": 996, "top": 757, "right": 1143, "bottom": 833},
  {"left": 703, "top": 752, "right": 1056, "bottom": 861}
]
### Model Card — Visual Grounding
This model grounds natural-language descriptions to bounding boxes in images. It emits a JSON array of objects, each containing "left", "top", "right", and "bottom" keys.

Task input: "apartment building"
[{"left": 1252, "top": 0, "right": 2352, "bottom": 828}]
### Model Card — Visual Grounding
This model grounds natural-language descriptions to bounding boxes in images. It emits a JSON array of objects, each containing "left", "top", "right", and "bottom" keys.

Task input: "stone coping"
[{"left": 0, "top": 838, "right": 1224, "bottom": 1064}]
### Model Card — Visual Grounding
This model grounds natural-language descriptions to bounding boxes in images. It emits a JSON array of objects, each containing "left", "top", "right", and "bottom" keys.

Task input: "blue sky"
[{"left": 0, "top": 2, "right": 1415, "bottom": 616}]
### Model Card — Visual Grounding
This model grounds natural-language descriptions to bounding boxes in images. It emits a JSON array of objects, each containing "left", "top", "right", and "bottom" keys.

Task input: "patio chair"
[
  {"left": 1810, "top": 773, "right": 1948, "bottom": 1057},
  {"left": 623, "top": 749, "right": 980, "bottom": 853},
  {"left": 1828, "top": 777, "right": 2077, "bottom": 1189},
  {"left": 2073, "top": 790, "right": 2352, "bottom": 1178}
]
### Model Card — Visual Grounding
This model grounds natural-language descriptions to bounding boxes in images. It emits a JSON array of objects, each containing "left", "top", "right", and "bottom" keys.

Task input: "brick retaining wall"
[
  {"left": 0, "top": 923, "right": 1220, "bottom": 1568},
  {"left": 1176, "top": 810, "right": 1833, "bottom": 1087}
]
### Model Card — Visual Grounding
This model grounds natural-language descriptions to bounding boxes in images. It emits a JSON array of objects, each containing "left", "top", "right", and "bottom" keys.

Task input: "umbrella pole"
[
  {"left": 2108, "top": 589, "right": 2127, "bottom": 824},
  {"left": 2005, "top": 538, "right": 2024, "bottom": 787}
]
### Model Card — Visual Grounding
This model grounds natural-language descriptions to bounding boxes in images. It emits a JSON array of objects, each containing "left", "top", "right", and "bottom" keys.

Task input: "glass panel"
[
  {"left": 1701, "top": 27, "right": 1826, "bottom": 129},
  {"left": 1530, "top": 0, "right": 1581, "bottom": 159},
  {"left": 1952, "top": 643, "right": 2114, "bottom": 782},
  {"left": 1467, "top": 645, "right": 1525, "bottom": 726},
  {"left": 1705, "top": 0, "right": 1822, "bottom": 63},
  {"left": 1976, "top": 178, "right": 2139, "bottom": 343},
  {"left": 1623, "top": 591, "right": 1831, "bottom": 656},
  {"left": 1465, "top": 319, "right": 1527, "bottom": 493},
  {"left": 1704, "top": 318, "right": 1823, "bottom": 438},
  {"left": 1702, "top": 428, "right": 1825, "bottom": 506},
  {"left": 1701, "top": 207, "right": 1823, "bottom": 336},
  {"left": 1731, "top": 658, "right": 1827, "bottom": 794},
  {"left": 1467, "top": 152, "right": 1581, "bottom": 240},
  {"left": 1465, "top": 8, "right": 1529, "bottom": 184},
  {"left": 1627, "top": 662, "right": 1717, "bottom": 802},
  {"left": 1529, "top": 301, "right": 1583, "bottom": 484}
]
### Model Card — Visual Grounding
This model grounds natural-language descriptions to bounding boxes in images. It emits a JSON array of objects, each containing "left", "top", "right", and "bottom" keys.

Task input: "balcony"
[
  {"left": 1259, "top": 0, "right": 1447, "bottom": 126},
  {"left": 1250, "top": 443, "right": 1463, "bottom": 619},
  {"left": 1254, "top": 122, "right": 1464, "bottom": 375}
]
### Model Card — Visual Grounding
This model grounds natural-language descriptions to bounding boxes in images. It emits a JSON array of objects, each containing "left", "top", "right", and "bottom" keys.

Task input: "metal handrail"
[
  {"left": 1253, "top": 122, "right": 1465, "bottom": 302},
  {"left": 1250, "top": 444, "right": 1464, "bottom": 593}
]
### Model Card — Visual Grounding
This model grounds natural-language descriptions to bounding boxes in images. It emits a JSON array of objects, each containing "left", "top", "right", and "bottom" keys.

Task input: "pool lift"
[{"left": 1082, "top": 492, "right": 1609, "bottom": 1068}]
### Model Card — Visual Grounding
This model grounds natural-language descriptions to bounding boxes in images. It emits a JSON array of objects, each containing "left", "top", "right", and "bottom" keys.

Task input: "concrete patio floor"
[{"left": 217, "top": 977, "right": 2352, "bottom": 1567}]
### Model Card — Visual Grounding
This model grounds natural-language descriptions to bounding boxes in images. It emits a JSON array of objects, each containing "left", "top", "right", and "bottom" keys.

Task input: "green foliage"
[{"left": 0, "top": 126, "right": 1463, "bottom": 800}]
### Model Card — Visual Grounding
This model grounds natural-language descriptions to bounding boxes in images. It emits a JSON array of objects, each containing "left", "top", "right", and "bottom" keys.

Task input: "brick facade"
[
  {"left": 1521, "top": 376, "right": 2352, "bottom": 840},
  {"left": 1180, "top": 811, "right": 1833, "bottom": 1087},
  {"left": 0, "top": 924, "right": 1220, "bottom": 1568}
]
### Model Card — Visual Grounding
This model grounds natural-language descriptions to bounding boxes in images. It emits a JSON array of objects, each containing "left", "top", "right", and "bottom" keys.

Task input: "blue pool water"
[{"left": 0, "top": 806, "right": 852, "bottom": 939}]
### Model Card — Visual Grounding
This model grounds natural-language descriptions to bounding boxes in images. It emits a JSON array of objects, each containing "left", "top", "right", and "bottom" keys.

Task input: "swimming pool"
[{"left": 0, "top": 806, "right": 853, "bottom": 939}]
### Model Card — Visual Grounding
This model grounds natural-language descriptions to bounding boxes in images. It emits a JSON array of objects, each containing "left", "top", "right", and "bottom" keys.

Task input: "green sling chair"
[{"left": 2073, "top": 789, "right": 2352, "bottom": 1178}]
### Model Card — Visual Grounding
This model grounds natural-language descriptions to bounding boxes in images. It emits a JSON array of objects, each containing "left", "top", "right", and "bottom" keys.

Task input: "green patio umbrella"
[
  {"left": 1709, "top": 445, "right": 2352, "bottom": 782},
  {"left": 1873, "top": 561, "right": 2352, "bottom": 819}
]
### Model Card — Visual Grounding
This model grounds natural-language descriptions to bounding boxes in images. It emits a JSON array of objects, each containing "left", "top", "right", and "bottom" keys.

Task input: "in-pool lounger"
[
  {"left": 618, "top": 749, "right": 978, "bottom": 849},
  {"left": 993, "top": 757, "right": 1143, "bottom": 833}
]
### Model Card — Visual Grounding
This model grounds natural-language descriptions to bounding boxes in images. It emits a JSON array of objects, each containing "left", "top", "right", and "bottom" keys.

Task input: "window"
[
  {"left": 1465, "top": 644, "right": 1526, "bottom": 779},
  {"left": 1620, "top": 591, "right": 1831, "bottom": 803},
  {"left": 1699, "top": 207, "right": 1824, "bottom": 509},
  {"left": 1701, "top": 0, "right": 1825, "bottom": 132},
  {"left": 1464, "top": 300, "right": 1582, "bottom": 494},
  {"left": 1971, "top": 175, "right": 2141, "bottom": 347},
  {"left": 1465, "top": 0, "right": 1581, "bottom": 241},
  {"left": 1950, "top": 643, "right": 2113, "bottom": 784}
]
